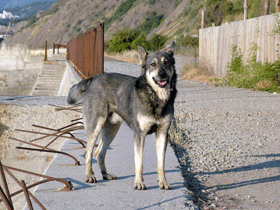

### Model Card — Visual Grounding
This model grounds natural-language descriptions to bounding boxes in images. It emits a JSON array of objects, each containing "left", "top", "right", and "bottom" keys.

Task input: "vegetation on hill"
[
  {"left": 4, "top": 0, "right": 277, "bottom": 52},
  {"left": 0, "top": 1, "right": 55, "bottom": 20}
]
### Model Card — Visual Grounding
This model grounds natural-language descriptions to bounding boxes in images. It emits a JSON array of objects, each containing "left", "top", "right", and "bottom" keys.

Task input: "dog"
[{"left": 67, "top": 42, "right": 177, "bottom": 190}]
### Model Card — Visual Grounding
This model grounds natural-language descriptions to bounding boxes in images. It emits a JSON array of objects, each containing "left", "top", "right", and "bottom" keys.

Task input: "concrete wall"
[
  {"left": 57, "top": 61, "right": 81, "bottom": 96},
  {"left": 0, "top": 43, "right": 42, "bottom": 95}
]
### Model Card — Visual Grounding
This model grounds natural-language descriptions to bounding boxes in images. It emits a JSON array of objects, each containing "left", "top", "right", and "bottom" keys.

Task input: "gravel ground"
[{"left": 173, "top": 79, "right": 280, "bottom": 209}]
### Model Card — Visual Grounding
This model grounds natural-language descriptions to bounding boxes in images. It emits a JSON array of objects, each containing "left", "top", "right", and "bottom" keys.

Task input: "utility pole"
[
  {"left": 244, "top": 0, "right": 248, "bottom": 20},
  {"left": 264, "top": 0, "right": 269, "bottom": 15}
]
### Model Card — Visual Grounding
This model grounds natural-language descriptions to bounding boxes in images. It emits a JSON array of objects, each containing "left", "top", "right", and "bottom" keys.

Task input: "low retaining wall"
[{"left": 57, "top": 61, "right": 81, "bottom": 96}]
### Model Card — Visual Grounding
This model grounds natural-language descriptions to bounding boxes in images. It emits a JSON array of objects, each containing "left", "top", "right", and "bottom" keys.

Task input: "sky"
[{"left": 0, "top": 0, "right": 55, "bottom": 10}]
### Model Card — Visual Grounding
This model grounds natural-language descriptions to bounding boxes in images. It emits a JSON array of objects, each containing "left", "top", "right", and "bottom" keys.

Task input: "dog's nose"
[{"left": 158, "top": 70, "right": 167, "bottom": 79}]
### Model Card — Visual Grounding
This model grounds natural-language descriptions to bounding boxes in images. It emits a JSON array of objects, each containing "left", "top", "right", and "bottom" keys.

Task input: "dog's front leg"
[
  {"left": 134, "top": 133, "right": 146, "bottom": 190},
  {"left": 156, "top": 131, "right": 172, "bottom": 190}
]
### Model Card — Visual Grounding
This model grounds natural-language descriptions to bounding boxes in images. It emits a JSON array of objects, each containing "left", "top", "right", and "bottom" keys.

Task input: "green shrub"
[
  {"left": 139, "top": 12, "right": 164, "bottom": 35},
  {"left": 178, "top": 34, "right": 199, "bottom": 47},
  {"left": 26, "top": 15, "right": 38, "bottom": 28},
  {"left": 149, "top": 34, "right": 168, "bottom": 51},
  {"left": 131, "top": 34, "right": 151, "bottom": 50},
  {"left": 226, "top": 44, "right": 280, "bottom": 92},
  {"left": 105, "top": 0, "right": 136, "bottom": 31},
  {"left": 107, "top": 29, "right": 140, "bottom": 53}
]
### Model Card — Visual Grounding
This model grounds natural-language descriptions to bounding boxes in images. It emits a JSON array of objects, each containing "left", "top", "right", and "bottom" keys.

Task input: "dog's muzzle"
[{"left": 153, "top": 70, "right": 169, "bottom": 88}]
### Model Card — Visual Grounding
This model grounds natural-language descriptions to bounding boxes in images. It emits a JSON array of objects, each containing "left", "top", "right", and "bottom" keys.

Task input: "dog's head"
[{"left": 137, "top": 42, "right": 176, "bottom": 90}]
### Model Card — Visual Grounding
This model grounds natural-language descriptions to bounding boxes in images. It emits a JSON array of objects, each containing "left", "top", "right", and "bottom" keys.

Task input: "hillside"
[
  {"left": 4, "top": 0, "right": 274, "bottom": 49},
  {"left": 0, "top": 1, "right": 56, "bottom": 19}
]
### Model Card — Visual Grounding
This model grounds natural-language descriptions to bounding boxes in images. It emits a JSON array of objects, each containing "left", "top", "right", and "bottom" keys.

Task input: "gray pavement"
[{"left": 29, "top": 125, "right": 196, "bottom": 210}]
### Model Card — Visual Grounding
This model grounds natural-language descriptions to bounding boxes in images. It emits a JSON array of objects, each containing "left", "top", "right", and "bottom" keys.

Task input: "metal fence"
[
  {"left": 199, "top": 14, "right": 280, "bottom": 77},
  {"left": 66, "top": 23, "right": 104, "bottom": 79}
]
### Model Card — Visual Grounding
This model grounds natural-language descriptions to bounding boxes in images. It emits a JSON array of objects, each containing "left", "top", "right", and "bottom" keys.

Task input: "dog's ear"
[
  {"left": 166, "top": 41, "right": 175, "bottom": 57},
  {"left": 137, "top": 46, "right": 148, "bottom": 67}
]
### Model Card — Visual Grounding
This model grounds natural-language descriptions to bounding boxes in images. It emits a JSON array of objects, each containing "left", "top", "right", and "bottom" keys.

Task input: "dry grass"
[
  {"left": 181, "top": 61, "right": 221, "bottom": 85},
  {"left": 105, "top": 50, "right": 139, "bottom": 63},
  {"left": 253, "top": 79, "right": 274, "bottom": 89}
]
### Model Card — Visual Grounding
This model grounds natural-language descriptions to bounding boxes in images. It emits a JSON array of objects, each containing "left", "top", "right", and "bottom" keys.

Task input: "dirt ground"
[{"left": 0, "top": 96, "right": 81, "bottom": 210}]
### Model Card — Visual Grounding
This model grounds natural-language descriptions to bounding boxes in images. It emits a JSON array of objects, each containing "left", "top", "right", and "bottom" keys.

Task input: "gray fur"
[{"left": 67, "top": 42, "right": 177, "bottom": 190}]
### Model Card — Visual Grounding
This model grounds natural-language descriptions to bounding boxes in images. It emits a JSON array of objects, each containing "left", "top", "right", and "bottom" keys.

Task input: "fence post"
[
  {"left": 44, "top": 41, "right": 48, "bottom": 61},
  {"left": 201, "top": 9, "right": 205, "bottom": 29},
  {"left": 96, "top": 22, "right": 104, "bottom": 75},
  {"left": 264, "top": 0, "right": 269, "bottom": 15},
  {"left": 244, "top": 0, "right": 248, "bottom": 20},
  {"left": 53, "top": 43, "right": 55, "bottom": 54}
]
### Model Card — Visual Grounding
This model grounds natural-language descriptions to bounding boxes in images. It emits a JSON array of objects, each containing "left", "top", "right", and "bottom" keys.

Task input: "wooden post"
[
  {"left": 244, "top": 0, "right": 248, "bottom": 20},
  {"left": 264, "top": 0, "right": 269, "bottom": 15},
  {"left": 276, "top": 0, "right": 280, "bottom": 13},
  {"left": 201, "top": 9, "right": 205, "bottom": 29},
  {"left": 53, "top": 43, "right": 55, "bottom": 54},
  {"left": 44, "top": 41, "right": 47, "bottom": 61}
]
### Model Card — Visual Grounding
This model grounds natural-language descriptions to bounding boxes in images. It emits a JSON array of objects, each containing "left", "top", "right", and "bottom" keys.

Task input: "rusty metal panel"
[{"left": 66, "top": 23, "right": 104, "bottom": 79}]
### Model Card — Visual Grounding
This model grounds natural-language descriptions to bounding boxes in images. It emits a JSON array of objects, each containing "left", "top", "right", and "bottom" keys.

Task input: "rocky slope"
[{"left": 5, "top": 0, "right": 201, "bottom": 48}]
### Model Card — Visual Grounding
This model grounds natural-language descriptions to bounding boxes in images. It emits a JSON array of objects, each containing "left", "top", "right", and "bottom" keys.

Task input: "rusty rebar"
[
  {"left": 10, "top": 137, "right": 80, "bottom": 166},
  {"left": 21, "top": 180, "right": 34, "bottom": 210},
  {"left": 0, "top": 187, "right": 13, "bottom": 210},
  {"left": 0, "top": 161, "right": 13, "bottom": 208},
  {"left": 15, "top": 128, "right": 86, "bottom": 144}
]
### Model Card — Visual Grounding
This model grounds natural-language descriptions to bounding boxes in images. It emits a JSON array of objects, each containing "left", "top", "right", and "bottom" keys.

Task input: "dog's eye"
[
  {"left": 151, "top": 63, "right": 156, "bottom": 67},
  {"left": 164, "top": 61, "right": 169, "bottom": 65}
]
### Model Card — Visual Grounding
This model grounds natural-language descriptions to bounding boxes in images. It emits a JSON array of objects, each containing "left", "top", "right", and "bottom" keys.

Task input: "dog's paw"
[
  {"left": 134, "top": 182, "right": 146, "bottom": 190},
  {"left": 85, "top": 175, "right": 97, "bottom": 183},
  {"left": 103, "top": 173, "right": 117, "bottom": 180},
  {"left": 159, "top": 181, "right": 172, "bottom": 190}
]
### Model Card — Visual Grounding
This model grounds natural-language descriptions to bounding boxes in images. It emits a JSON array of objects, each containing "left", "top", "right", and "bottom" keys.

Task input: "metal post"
[
  {"left": 96, "top": 22, "right": 104, "bottom": 75},
  {"left": 44, "top": 41, "right": 48, "bottom": 61}
]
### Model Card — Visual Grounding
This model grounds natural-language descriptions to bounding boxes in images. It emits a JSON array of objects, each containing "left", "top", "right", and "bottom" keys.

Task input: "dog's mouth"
[{"left": 153, "top": 77, "right": 168, "bottom": 88}]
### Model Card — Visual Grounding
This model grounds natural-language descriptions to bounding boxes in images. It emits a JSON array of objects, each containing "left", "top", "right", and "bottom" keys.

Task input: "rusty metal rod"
[
  {"left": 48, "top": 104, "right": 82, "bottom": 113},
  {"left": 15, "top": 128, "right": 87, "bottom": 144},
  {"left": 0, "top": 161, "right": 13, "bottom": 207},
  {"left": 10, "top": 137, "right": 80, "bottom": 166},
  {"left": 1, "top": 166, "right": 56, "bottom": 209},
  {"left": 3, "top": 165, "right": 73, "bottom": 191},
  {"left": 16, "top": 147, "right": 80, "bottom": 166},
  {"left": 0, "top": 187, "right": 13, "bottom": 210},
  {"left": 31, "top": 124, "right": 85, "bottom": 148},
  {"left": 21, "top": 180, "right": 34, "bottom": 210}
]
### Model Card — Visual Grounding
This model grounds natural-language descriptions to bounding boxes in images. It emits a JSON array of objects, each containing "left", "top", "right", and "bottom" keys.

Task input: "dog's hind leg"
[
  {"left": 95, "top": 117, "right": 121, "bottom": 180},
  {"left": 84, "top": 116, "right": 106, "bottom": 183}
]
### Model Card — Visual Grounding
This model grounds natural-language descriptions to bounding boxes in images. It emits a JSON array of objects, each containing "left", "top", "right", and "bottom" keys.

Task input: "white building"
[{"left": 0, "top": 10, "right": 20, "bottom": 19}]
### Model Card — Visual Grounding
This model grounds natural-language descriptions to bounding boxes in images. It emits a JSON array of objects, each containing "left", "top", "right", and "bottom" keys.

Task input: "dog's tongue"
[{"left": 158, "top": 81, "right": 167, "bottom": 86}]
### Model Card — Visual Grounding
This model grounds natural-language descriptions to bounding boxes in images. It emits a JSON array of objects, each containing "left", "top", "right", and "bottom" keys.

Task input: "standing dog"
[{"left": 67, "top": 42, "right": 177, "bottom": 190}]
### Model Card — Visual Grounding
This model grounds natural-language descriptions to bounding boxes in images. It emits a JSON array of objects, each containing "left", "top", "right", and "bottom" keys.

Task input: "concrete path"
[{"left": 29, "top": 125, "right": 196, "bottom": 209}]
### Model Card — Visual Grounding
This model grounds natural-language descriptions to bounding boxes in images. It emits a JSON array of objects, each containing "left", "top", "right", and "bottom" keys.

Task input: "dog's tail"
[{"left": 67, "top": 77, "right": 93, "bottom": 104}]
